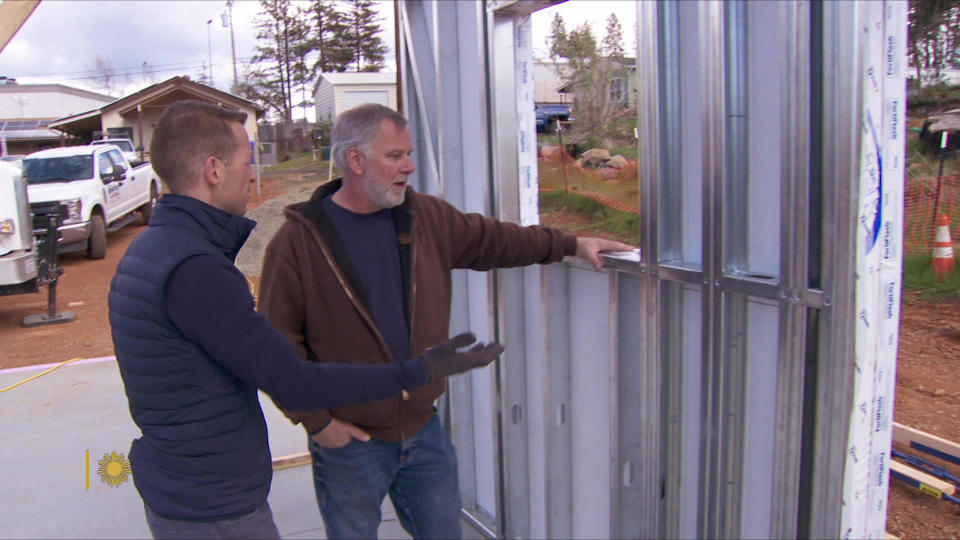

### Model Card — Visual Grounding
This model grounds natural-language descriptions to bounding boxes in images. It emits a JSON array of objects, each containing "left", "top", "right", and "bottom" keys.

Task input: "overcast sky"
[{"left": 0, "top": 0, "right": 635, "bottom": 120}]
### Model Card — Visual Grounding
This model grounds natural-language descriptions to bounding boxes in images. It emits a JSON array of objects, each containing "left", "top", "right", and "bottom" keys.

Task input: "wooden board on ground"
[
  {"left": 890, "top": 460, "right": 956, "bottom": 496},
  {"left": 893, "top": 422, "right": 960, "bottom": 465}
]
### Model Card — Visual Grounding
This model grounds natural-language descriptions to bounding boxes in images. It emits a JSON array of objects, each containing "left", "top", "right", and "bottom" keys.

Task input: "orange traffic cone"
[{"left": 932, "top": 214, "right": 955, "bottom": 280}]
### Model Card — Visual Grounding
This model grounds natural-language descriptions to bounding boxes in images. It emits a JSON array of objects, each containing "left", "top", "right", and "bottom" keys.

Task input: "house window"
[{"left": 609, "top": 78, "right": 627, "bottom": 104}]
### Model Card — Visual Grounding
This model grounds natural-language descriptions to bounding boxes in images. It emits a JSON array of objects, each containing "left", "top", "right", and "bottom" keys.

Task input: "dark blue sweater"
[
  {"left": 321, "top": 196, "right": 409, "bottom": 362},
  {"left": 109, "top": 195, "right": 427, "bottom": 521}
]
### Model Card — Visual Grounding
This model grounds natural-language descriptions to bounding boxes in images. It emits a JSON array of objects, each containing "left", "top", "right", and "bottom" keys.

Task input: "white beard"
[{"left": 360, "top": 168, "right": 406, "bottom": 210}]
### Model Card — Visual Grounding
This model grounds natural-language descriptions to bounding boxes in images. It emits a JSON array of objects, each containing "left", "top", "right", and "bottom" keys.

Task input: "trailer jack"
[{"left": 22, "top": 213, "right": 74, "bottom": 327}]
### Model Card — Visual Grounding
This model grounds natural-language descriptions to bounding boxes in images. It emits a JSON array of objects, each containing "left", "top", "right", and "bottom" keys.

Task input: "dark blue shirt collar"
[{"left": 150, "top": 194, "right": 257, "bottom": 262}]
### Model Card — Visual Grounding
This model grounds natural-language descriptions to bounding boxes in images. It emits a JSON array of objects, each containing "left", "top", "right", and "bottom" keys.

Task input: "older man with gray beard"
[{"left": 259, "top": 103, "right": 634, "bottom": 539}]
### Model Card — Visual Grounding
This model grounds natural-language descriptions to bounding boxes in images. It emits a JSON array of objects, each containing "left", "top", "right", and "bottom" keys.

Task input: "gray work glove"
[{"left": 420, "top": 332, "right": 504, "bottom": 382}]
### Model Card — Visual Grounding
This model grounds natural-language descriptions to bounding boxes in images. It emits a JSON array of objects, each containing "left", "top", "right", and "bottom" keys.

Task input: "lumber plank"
[
  {"left": 889, "top": 460, "right": 956, "bottom": 495},
  {"left": 271, "top": 452, "right": 311, "bottom": 471},
  {"left": 0, "top": 0, "right": 40, "bottom": 54},
  {"left": 893, "top": 422, "right": 960, "bottom": 465}
]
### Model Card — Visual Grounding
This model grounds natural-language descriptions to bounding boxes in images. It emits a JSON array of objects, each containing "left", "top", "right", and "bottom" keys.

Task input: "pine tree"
[
  {"left": 307, "top": 0, "right": 353, "bottom": 74},
  {"left": 602, "top": 13, "right": 624, "bottom": 60},
  {"left": 247, "top": 0, "right": 308, "bottom": 121},
  {"left": 908, "top": 0, "right": 960, "bottom": 82},
  {"left": 548, "top": 12, "right": 568, "bottom": 58},
  {"left": 345, "top": 0, "right": 388, "bottom": 72},
  {"left": 546, "top": 13, "right": 629, "bottom": 143},
  {"left": 289, "top": 5, "right": 315, "bottom": 120}
]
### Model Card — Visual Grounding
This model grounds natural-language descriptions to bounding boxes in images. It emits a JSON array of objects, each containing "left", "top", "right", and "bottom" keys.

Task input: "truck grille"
[{"left": 30, "top": 202, "right": 69, "bottom": 232}]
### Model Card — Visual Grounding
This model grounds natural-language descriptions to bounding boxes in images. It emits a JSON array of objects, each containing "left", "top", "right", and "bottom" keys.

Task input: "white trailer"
[{"left": 0, "top": 160, "right": 74, "bottom": 326}]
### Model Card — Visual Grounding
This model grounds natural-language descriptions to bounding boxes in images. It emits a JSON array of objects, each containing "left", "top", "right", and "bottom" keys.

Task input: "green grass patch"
[
  {"left": 539, "top": 134, "right": 561, "bottom": 146},
  {"left": 902, "top": 252, "right": 960, "bottom": 300},
  {"left": 263, "top": 151, "right": 331, "bottom": 173},
  {"left": 908, "top": 82, "right": 960, "bottom": 109},
  {"left": 540, "top": 190, "right": 639, "bottom": 242},
  {"left": 609, "top": 146, "right": 637, "bottom": 160}
]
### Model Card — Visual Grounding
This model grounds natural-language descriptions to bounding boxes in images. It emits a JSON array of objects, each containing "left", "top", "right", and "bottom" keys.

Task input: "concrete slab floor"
[{"left": 0, "top": 358, "right": 414, "bottom": 539}]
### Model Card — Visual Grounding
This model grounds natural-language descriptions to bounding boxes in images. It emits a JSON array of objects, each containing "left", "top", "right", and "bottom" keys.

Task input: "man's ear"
[
  {"left": 201, "top": 155, "right": 222, "bottom": 187},
  {"left": 346, "top": 147, "right": 365, "bottom": 176}
]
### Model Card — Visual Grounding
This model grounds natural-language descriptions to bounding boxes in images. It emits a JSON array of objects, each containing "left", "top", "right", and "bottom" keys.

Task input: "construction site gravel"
[{"left": 1, "top": 169, "right": 957, "bottom": 538}]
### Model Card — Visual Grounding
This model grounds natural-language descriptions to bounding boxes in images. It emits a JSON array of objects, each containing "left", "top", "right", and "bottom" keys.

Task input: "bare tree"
[
  {"left": 90, "top": 54, "right": 117, "bottom": 96},
  {"left": 548, "top": 13, "right": 630, "bottom": 144},
  {"left": 908, "top": 0, "right": 960, "bottom": 83},
  {"left": 141, "top": 61, "right": 156, "bottom": 85},
  {"left": 194, "top": 62, "right": 213, "bottom": 86}
]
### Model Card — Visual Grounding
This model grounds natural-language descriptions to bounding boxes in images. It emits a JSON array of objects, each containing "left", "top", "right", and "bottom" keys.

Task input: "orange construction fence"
[
  {"left": 537, "top": 145, "right": 639, "bottom": 214},
  {"left": 537, "top": 149, "right": 958, "bottom": 256},
  {"left": 904, "top": 176, "right": 960, "bottom": 254}
]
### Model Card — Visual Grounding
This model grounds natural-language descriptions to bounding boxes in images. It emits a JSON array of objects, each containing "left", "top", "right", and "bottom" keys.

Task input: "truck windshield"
[
  {"left": 23, "top": 155, "right": 93, "bottom": 184},
  {"left": 92, "top": 140, "right": 134, "bottom": 152}
]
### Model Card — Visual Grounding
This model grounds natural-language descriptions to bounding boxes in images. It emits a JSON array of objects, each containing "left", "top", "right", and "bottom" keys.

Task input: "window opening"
[{"left": 532, "top": 1, "right": 640, "bottom": 245}]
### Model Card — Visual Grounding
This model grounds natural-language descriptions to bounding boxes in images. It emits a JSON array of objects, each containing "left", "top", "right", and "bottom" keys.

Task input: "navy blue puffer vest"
[{"left": 108, "top": 195, "right": 268, "bottom": 521}]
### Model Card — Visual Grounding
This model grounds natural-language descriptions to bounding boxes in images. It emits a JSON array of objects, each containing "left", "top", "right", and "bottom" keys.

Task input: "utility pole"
[
  {"left": 206, "top": 19, "right": 213, "bottom": 85},
  {"left": 13, "top": 96, "right": 28, "bottom": 117},
  {"left": 226, "top": 0, "right": 238, "bottom": 90}
]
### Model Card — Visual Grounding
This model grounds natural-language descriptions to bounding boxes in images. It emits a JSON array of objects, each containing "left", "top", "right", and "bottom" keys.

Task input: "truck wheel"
[
  {"left": 88, "top": 214, "right": 107, "bottom": 260},
  {"left": 140, "top": 184, "right": 158, "bottom": 225}
]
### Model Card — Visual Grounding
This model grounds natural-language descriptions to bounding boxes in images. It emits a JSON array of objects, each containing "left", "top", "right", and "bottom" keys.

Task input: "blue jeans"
[
  {"left": 309, "top": 414, "right": 462, "bottom": 539},
  {"left": 143, "top": 502, "right": 280, "bottom": 539}
]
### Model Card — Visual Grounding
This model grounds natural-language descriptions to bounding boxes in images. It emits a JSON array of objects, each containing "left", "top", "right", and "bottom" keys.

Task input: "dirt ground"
[
  {"left": 1, "top": 171, "right": 958, "bottom": 537},
  {"left": 885, "top": 292, "right": 960, "bottom": 539}
]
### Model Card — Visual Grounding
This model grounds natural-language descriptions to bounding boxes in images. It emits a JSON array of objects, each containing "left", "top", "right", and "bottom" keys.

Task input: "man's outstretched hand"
[
  {"left": 575, "top": 237, "right": 636, "bottom": 270},
  {"left": 421, "top": 332, "right": 504, "bottom": 382}
]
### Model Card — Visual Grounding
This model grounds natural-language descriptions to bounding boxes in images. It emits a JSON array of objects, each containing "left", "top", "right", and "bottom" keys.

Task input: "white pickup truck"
[
  {"left": 22, "top": 144, "right": 161, "bottom": 259},
  {"left": 90, "top": 138, "right": 142, "bottom": 166}
]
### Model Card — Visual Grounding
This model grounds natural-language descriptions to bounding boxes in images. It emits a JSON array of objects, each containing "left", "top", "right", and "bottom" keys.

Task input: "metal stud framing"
[{"left": 397, "top": 0, "right": 877, "bottom": 538}]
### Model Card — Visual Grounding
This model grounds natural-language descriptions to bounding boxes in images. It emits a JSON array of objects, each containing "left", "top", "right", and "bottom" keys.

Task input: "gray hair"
[{"left": 331, "top": 103, "right": 407, "bottom": 174}]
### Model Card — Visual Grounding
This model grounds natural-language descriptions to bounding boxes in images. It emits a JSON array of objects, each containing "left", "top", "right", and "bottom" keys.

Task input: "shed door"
[{"left": 342, "top": 90, "right": 390, "bottom": 112}]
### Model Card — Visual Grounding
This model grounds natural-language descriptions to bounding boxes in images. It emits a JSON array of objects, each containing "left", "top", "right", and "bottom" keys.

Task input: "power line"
[{"left": 7, "top": 58, "right": 256, "bottom": 80}]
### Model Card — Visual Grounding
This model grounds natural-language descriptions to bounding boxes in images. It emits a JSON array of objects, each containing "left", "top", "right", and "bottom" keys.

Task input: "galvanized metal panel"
[
  {"left": 771, "top": 1, "right": 811, "bottom": 536},
  {"left": 568, "top": 266, "right": 613, "bottom": 539},
  {"left": 612, "top": 271, "right": 650, "bottom": 539},
  {"left": 489, "top": 12, "right": 521, "bottom": 225},
  {"left": 543, "top": 263, "right": 573, "bottom": 538},
  {"left": 679, "top": 285, "right": 704, "bottom": 539},
  {"left": 660, "top": 282, "right": 704, "bottom": 539},
  {"left": 398, "top": 1, "right": 440, "bottom": 196},
  {"left": 469, "top": 367, "right": 499, "bottom": 524},
  {"left": 740, "top": 298, "right": 781, "bottom": 538},
  {"left": 522, "top": 265, "right": 548, "bottom": 539},
  {"left": 679, "top": 0, "right": 705, "bottom": 269},
  {"left": 808, "top": 2, "right": 863, "bottom": 537},
  {"left": 398, "top": 1, "right": 501, "bottom": 533},
  {"left": 635, "top": 7, "right": 666, "bottom": 534},
  {"left": 498, "top": 266, "right": 530, "bottom": 537},
  {"left": 744, "top": 1, "right": 784, "bottom": 279},
  {"left": 395, "top": 2, "right": 896, "bottom": 539}
]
